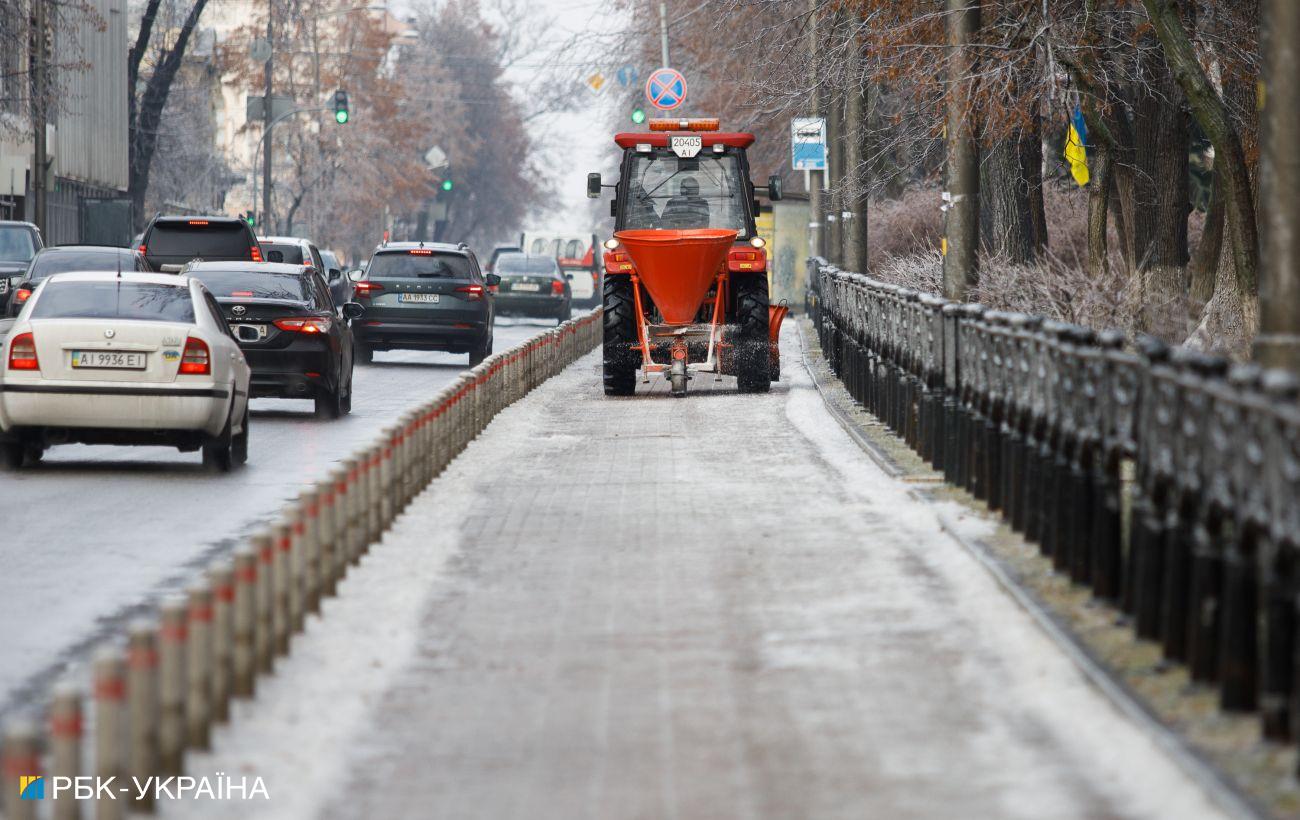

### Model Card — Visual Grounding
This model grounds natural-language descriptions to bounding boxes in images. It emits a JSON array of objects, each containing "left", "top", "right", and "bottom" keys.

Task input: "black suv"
[
  {"left": 140, "top": 215, "right": 260, "bottom": 272},
  {"left": 350, "top": 242, "right": 499, "bottom": 365},
  {"left": 186, "top": 261, "right": 363, "bottom": 418}
]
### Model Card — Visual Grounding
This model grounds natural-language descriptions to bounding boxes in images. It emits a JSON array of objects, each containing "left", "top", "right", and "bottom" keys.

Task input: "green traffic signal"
[
  {"left": 441, "top": 179, "right": 453, "bottom": 192},
  {"left": 334, "top": 109, "right": 349, "bottom": 125},
  {"left": 333, "top": 89, "right": 349, "bottom": 125},
  {"left": 631, "top": 107, "right": 646, "bottom": 125}
]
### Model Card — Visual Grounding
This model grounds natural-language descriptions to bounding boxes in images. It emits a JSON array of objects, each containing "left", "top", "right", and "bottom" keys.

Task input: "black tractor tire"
[
  {"left": 603, "top": 276, "right": 638, "bottom": 396},
  {"left": 733, "top": 274, "right": 771, "bottom": 394}
]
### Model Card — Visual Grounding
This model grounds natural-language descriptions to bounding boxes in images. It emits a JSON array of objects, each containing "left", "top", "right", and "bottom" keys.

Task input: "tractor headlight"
[
  {"left": 749, "top": 236, "right": 766, "bottom": 249},
  {"left": 603, "top": 238, "right": 620, "bottom": 251}
]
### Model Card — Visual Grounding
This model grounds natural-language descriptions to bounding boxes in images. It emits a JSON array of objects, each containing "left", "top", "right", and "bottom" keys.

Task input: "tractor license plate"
[
  {"left": 512, "top": 282, "right": 540, "bottom": 292},
  {"left": 71, "top": 350, "right": 147, "bottom": 369},
  {"left": 400, "top": 293, "right": 440, "bottom": 303},
  {"left": 670, "top": 135, "right": 702, "bottom": 158}
]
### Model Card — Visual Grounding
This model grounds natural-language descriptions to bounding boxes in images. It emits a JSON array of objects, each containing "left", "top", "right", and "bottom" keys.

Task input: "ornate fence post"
[{"left": 1260, "top": 371, "right": 1300, "bottom": 740}]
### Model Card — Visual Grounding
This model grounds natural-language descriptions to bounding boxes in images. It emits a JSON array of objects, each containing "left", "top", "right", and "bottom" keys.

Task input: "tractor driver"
[{"left": 659, "top": 177, "right": 711, "bottom": 229}]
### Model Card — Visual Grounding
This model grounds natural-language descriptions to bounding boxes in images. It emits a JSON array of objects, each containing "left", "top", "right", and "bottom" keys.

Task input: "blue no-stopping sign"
[{"left": 645, "top": 68, "right": 687, "bottom": 111}]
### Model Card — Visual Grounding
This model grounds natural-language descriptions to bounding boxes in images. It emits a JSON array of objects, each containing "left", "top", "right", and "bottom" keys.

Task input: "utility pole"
[
  {"left": 826, "top": 83, "right": 843, "bottom": 265},
  {"left": 844, "top": 65, "right": 868, "bottom": 272},
  {"left": 30, "top": 0, "right": 49, "bottom": 233},
  {"left": 658, "top": 2, "right": 670, "bottom": 67},
  {"left": 807, "top": 0, "right": 825, "bottom": 260},
  {"left": 261, "top": 2, "right": 274, "bottom": 233},
  {"left": 1257, "top": 0, "right": 1300, "bottom": 370},
  {"left": 943, "top": 0, "right": 980, "bottom": 300}
]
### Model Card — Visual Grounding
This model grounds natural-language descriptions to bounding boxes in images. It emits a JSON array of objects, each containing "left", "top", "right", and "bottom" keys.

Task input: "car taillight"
[
  {"left": 14, "top": 287, "right": 31, "bottom": 304},
  {"left": 138, "top": 244, "right": 147, "bottom": 255},
  {"left": 551, "top": 280, "right": 565, "bottom": 295},
  {"left": 273, "top": 317, "right": 331, "bottom": 334},
  {"left": 7, "top": 332, "right": 38, "bottom": 370},
  {"left": 352, "top": 281, "right": 383, "bottom": 297},
  {"left": 179, "top": 337, "right": 210, "bottom": 375},
  {"left": 455, "top": 285, "right": 484, "bottom": 300},
  {"left": 250, "top": 245, "right": 263, "bottom": 262}
]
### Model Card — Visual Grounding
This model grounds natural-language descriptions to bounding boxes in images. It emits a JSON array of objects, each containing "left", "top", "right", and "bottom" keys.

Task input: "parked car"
[
  {"left": 493, "top": 253, "right": 571, "bottom": 323},
  {"left": 139, "top": 215, "right": 261, "bottom": 272},
  {"left": 7, "top": 246, "right": 151, "bottom": 318},
  {"left": 0, "top": 271, "right": 251, "bottom": 470},
  {"left": 0, "top": 221, "right": 43, "bottom": 309},
  {"left": 185, "top": 261, "right": 361, "bottom": 418},
  {"left": 349, "top": 241, "right": 499, "bottom": 365},
  {"left": 319, "top": 248, "right": 351, "bottom": 305}
]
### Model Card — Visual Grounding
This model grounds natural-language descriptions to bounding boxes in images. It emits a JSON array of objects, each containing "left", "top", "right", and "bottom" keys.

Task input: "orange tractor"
[{"left": 587, "top": 118, "right": 788, "bottom": 397}]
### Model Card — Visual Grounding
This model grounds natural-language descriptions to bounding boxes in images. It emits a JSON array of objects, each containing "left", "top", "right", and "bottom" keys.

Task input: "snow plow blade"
[{"left": 613, "top": 228, "right": 738, "bottom": 325}]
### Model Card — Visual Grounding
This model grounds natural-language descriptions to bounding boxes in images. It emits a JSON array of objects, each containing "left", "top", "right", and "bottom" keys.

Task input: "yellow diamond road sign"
[{"left": 587, "top": 73, "right": 606, "bottom": 93}]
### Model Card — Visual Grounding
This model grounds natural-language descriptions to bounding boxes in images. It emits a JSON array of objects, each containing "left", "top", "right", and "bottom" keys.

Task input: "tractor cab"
[{"left": 587, "top": 118, "right": 787, "bottom": 398}]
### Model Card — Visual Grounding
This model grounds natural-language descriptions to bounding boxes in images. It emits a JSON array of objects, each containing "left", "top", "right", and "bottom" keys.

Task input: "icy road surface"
[
  {"left": 0, "top": 317, "right": 581, "bottom": 718},
  {"left": 174, "top": 324, "right": 1227, "bottom": 820}
]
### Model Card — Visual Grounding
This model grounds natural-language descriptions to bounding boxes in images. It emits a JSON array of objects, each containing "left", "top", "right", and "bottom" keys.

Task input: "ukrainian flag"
[{"left": 1064, "top": 107, "right": 1089, "bottom": 186}]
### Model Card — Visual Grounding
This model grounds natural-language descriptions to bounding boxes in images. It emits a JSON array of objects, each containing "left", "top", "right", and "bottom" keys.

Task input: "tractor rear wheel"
[
  {"left": 603, "top": 275, "right": 638, "bottom": 396},
  {"left": 733, "top": 274, "right": 771, "bottom": 394}
]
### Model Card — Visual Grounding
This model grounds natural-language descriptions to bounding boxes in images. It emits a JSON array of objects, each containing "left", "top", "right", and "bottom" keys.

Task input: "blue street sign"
[
  {"left": 616, "top": 65, "right": 638, "bottom": 87},
  {"left": 791, "top": 117, "right": 827, "bottom": 171},
  {"left": 645, "top": 68, "right": 687, "bottom": 111}
]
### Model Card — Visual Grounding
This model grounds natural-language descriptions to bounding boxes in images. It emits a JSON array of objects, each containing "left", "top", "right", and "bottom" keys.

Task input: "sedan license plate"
[
  {"left": 232, "top": 323, "right": 268, "bottom": 342},
  {"left": 400, "top": 293, "right": 440, "bottom": 303},
  {"left": 71, "top": 350, "right": 146, "bottom": 370},
  {"left": 512, "top": 282, "right": 541, "bottom": 292}
]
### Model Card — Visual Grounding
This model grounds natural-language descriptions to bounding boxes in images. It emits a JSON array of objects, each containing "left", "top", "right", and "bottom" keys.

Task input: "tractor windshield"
[{"left": 622, "top": 151, "right": 750, "bottom": 238}]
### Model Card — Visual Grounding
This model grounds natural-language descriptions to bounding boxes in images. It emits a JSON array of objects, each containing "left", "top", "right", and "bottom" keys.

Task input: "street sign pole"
[
  {"left": 659, "top": 2, "right": 670, "bottom": 70},
  {"left": 261, "top": 0, "right": 274, "bottom": 233}
]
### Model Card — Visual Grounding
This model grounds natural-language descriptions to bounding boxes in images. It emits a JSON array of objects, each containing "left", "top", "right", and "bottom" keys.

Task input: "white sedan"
[{"left": 0, "top": 271, "right": 252, "bottom": 470}]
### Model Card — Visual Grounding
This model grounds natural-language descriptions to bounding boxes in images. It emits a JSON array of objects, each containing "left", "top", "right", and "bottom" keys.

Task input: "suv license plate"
[
  {"left": 512, "top": 282, "right": 541, "bottom": 292},
  {"left": 71, "top": 350, "right": 147, "bottom": 369},
  {"left": 400, "top": 293, "right": 440, "bottom": 303}
]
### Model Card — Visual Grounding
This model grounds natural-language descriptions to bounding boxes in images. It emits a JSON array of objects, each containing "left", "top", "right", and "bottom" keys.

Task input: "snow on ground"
[{"left": 165, "top": 323, "right": 1229, "bottom": 820}]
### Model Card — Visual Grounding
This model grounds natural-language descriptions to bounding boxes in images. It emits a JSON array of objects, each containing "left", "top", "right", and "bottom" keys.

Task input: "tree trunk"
[
  {"left": 1085, "top": 129, "right": 1113, "bottom": 281},
  {"left": 1188, "top": 165, "right": 1223, "bottom": 314},
  {"left": 980, "top": 133, "right": 1036, "bottom": 264},
  {"left": 129, "top": 0, "right": 210, "bottom": 227},
  {"left": 943, "top": 0, "right": 980, "bottom": 300},
  {"left": 1142, "top": 0, "right": 1259, "bottom": 304}
]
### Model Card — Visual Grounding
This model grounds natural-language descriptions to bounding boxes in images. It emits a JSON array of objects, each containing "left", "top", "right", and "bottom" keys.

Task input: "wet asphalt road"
[{"left": 0, "top": 316, "right": 577, "bottom": 718}]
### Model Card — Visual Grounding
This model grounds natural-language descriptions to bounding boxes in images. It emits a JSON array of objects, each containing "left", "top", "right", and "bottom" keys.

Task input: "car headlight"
[
  {"left": 749, "top": 236, "right": 766, "bottom": 249},
  {"left": 603, "top": 238, "right": 620, "bottom": 251}
]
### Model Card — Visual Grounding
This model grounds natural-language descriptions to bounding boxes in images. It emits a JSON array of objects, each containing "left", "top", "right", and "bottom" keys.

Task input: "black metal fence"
[{"left": 808, "top": 259, "right": 1300, "bottom": 744}]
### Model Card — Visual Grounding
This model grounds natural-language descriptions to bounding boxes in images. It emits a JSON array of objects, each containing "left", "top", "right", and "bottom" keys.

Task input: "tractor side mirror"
[
  {"left": 767, "top": 175, "right": 784, "bottom": 201},
  {"left": 587, "top": 173, "right": 602, "bottom": 199}
]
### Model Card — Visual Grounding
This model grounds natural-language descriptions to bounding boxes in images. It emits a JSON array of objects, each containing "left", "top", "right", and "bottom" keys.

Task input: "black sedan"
[
  {"left": 492, "top": 253, "right": 571, "bottom": 323},
  {"left": 185, "top": 261, "right": 363, "bottom": 418},
  {"left": 6, "top": 245, "right": 148, "bottom": 318}
]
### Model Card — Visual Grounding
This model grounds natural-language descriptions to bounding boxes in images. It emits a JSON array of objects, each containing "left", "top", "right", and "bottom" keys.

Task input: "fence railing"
[
  {"left": 808, "top": 259, "right": 1300, "bottom": 745},
  {"left": 0, "top": 311, "right": 603, "bottom": 818}
]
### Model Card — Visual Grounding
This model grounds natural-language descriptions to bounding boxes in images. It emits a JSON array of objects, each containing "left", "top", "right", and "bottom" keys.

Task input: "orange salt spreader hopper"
[{"left": 612, "top": 229, "right": 738, "bottom": 325}]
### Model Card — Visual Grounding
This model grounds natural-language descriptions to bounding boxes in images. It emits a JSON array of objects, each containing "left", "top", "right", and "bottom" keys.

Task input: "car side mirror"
[
  {"left": 348, "top": 269, "right": 364, "bottom": 282},
  {"left": 328, "top": 268, "right": 342, "bottom": 281},
  {"left": 341, "top": 302, "right": 365, "bottom": 320},
  {"left": 485, "top": 273, "right": 501, "bottom": 287},
  {"left": 564, "top": 272, "right": 574, "bottom": 280},
  {"left": 587, "top": 172, "right": 602, "bottom": 199},
  {"left": 767, "top": 175, "right": 784, "bottom": 201}
]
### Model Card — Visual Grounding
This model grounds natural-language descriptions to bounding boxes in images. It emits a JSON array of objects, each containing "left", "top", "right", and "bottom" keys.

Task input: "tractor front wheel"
[
  {"left": 733, "top": 274, "right": 771, "bottom": 394},
  {"left": 603, "top": 275, "right": 638, "bottom": 396}
]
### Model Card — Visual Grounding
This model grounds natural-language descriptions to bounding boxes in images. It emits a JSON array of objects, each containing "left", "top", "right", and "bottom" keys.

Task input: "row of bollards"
[
  {"left": 0, "top": 313, "right": 603, "bottom": 819},
  {"left": 809, "top": 260, "right": 1300, "bottom": 766}
]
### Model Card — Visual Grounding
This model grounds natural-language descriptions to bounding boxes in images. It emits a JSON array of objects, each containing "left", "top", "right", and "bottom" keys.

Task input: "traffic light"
[
  {"left": 440, "top": 178, "right": 453, "bottom": 192},
  {"left": 333, "top": 89, "right": 350, "bottom": 124},
  {"left": 631, "top": 107, "right": 646, "bottom": 125},
  {"left": 243, "top": 211, "right": 256, "bottom": 227}
]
